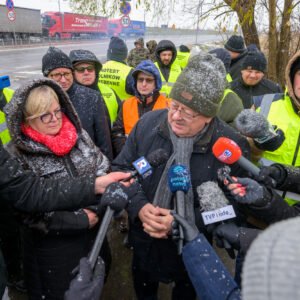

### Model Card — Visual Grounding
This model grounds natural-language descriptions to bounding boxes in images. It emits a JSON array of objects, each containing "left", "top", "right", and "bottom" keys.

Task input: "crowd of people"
[{"left": 1, "top": 33, "right": 300, "bottom": 300}]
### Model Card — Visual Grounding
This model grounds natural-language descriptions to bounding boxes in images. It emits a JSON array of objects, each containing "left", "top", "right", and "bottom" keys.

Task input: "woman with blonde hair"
[{"left": 4, "top": 79, "right": 111, "bottom": 300}]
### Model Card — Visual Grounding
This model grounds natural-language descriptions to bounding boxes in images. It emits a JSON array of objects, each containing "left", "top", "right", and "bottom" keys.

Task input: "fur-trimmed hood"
[
  {"left": 4, "top": 78, "right": 82, "bottom": 153},
  {"left": 285, "top": 50, "right": 300, "bottom": 111}
]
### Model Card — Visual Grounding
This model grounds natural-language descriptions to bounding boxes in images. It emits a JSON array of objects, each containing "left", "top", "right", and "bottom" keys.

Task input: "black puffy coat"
[
  {"left": 67, "top": 83, "right": 113, "bottom": 160},
  {"left": 228, "top": 50, "right": 248, "bottom": 81},
  {"left": 112, "top": 109, "right": 250, "bottom": 281},
  {"left": 4, "top": 79, "right": 111, "bottom": 300},
  {"left": 230, "top": 76, "right": 282, "bottom": 108}
]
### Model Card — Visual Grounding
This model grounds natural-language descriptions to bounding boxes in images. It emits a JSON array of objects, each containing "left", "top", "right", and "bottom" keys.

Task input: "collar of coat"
[{"left": 157, "top": 113, "right": 216, "bottom": 153}]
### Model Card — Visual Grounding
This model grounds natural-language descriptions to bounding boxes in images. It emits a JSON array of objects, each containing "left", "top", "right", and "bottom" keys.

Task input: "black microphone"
[
  {"left": 197, "top": 181, "right": 236, "bottom": 259},
  {"left": 168, "top": 164, "right": 191, "bottom": 254},
  {"left": 88, "top": 182, "right": 132, "bottom": 268},
  {"left": 122, "top": 148, "right": 169, "bottom": 182}
]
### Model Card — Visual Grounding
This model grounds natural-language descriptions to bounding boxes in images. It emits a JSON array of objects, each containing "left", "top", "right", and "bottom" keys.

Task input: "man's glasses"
[
  {"left": 168, "top": 102, "right": 200, "bottom": 121},
  {"left": 74, "top": 66, "right": 95, "bottom": 73},
  {"left": 28, "top": 109, "right": 64, "bottom": 124},
  {"left": 137, "top": 77, "right": 155, "bottom": 84},
  {"left": 49, "top": 72, "right": 72, "bottom": 81}
]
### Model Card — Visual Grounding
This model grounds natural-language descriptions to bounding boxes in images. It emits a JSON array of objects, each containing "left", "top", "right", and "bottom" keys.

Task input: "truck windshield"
[{"left": 41, "top": 15, "right": 55, "bottom": 28}]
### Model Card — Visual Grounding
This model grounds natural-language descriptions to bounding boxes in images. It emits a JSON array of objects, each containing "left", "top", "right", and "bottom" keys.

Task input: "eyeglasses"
[
  {"left": 74, "top": 66, "right": 95, "bottom": 73},
  {"left": 49, "top": 72, "right": 72, "bottom": 81},
  {"left": 28, "top": 109, "right": 64, "bottom": 124},
  {"left": 137, "top": 77, "right": 155, "bottom": 84},
  {"left": 168, "top": 102, "right": 200, "bottom": 121}
]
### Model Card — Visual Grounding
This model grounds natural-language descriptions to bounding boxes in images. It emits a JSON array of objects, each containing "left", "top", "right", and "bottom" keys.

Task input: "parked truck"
[
  {"left": 41, "top": 12, "right": 108, "bottom": 39},
  {"left": 108, "top": 19, "right": 145, "bottom": 37},
  {"left": 0, "top": 5, "right": 42, "bottom": 40}
]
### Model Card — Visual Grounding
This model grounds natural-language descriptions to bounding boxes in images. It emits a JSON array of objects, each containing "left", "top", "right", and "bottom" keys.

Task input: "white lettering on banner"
[{"left": 201, "top": 205, "right": 236, "bottom": 225}]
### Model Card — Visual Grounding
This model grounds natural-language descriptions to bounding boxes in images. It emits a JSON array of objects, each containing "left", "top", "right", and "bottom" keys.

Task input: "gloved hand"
[
  {"left": 213, "top": 223, "right": 241, "bottom": 250},
  {"left": 254, "top": 128, "right": 285, "bottom": 151},
  {"left": 170, "top": 211, "right": 199, "bottom": 242},
  {"left": 231, "top": 177, "right": 271, "bottom": 206},
  {"left": 65, "top": 256, "right": 105, "bottom": 300},
  {"left": 256, "top": 164, "right": 285, "bottom": 188},
  {"left": 100, "top": 182, "right": 140, "bottom": 213}
]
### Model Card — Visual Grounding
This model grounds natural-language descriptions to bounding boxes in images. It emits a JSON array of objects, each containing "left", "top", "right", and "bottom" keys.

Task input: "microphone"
[
  {"left": 0, "top": 75, "right": 11, "bottom": 90},
  {"left": 88, "top": 182, "right": 131, "bottom": 269},
  {"left": 212, "top": 137, "right": 260, "bottom": 177},
  {"left": 168, "top": 164, "right": 191, "bottom": 254},
  {"left": 235, "top": 109, "right": 284, "bottom": 151},
  {"left": 197, "top": 181, "right": 236, "bottom": 258},
  {"left": 122, "top": 148, "right": 169, "bottom": 181}
]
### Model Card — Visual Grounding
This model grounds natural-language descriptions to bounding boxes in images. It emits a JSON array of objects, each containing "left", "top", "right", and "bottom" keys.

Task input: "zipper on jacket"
[{"left": 62, "top": 156, "right": 78, "bottom": 178}]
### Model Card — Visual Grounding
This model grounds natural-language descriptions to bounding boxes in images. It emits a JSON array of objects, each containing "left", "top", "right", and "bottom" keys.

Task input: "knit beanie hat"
[
  {"left": 209, "top": 48, "right": 231, "bottom": 73},
  {"left": 224, "top": 35, "right": 245, "bottom": 53},
  {"left": 242, "top": 218, "right": 300, "bottom": 300},
  {"left": 179, "top": 45, "right": 190, "bottom": 53},
  {"left": 107, "top": 37, "right": 128, "bottom": 62},
  {"left": 169, "top": 53, "right": 226, "bottom": 117},
  {"left": 242, "top": 51, "right": 267, "bottom": 73},
  {"left": 69, "top": 49, "right": 102, "bottom": 73},
  {"left": 42, "top": 47, "right": 73, "bottom": 77}
]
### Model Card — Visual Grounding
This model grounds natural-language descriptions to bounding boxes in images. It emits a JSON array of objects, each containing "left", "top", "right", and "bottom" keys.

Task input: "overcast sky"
[{"left": 0, "top": 0, "right": 229, "bottom": 29}]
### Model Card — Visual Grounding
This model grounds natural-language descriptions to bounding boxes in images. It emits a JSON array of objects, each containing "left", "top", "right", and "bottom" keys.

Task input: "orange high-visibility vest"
[{"left": 123, "top": 94, "right": 170, "bottom": 135}]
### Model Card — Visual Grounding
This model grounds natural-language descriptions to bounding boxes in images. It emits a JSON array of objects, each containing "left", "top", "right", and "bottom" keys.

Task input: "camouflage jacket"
[{"left": 127, "top": 48, "right": 150, "bottom": 68}]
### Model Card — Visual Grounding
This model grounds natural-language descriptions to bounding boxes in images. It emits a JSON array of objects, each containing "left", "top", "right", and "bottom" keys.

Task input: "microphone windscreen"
[
  {"left": 235, "top": 109, "right": 270, "bottom": 138},
  {"left": 168, "top": 165, "right": 191, "bottom": 193},
  {"left": 101, "top": 182, "right": 129, "bottom": 211},
  {"left": 197, "top": 181, "right": 229, "bottom": 211},
  {"left": 212, "top": 137, "right": 242, "bottom": 164},
  {"left": 147, "top": 148, "right": 169, "bottom": 168}
]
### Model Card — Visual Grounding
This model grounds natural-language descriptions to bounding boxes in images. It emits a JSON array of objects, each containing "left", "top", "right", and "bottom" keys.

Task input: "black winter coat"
[
  {"left": 230, "top": 76, "right": 282, "bottom": 108},
  {"left": 67, "top": 83, "right": 113, "bottom": 160},
  {"left": 112, "top": 109, "right": 250, "bottom": 281}
]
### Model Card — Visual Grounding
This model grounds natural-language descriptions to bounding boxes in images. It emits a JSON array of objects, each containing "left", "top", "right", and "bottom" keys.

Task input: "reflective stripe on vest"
[
  {"left": 123, "top": 95, "right": 171, "bottom": 135},
  {"left": 98, "top": 83, "right": 119, "bottom": 125},
  {"left": 99, "top": 61, "right": 133, "bottom": 101},
  {"left": 226, "top": 73, "right": 232, "bottom": 83},
  {"left": 257, "top": 94, "right": 300, "bottom": 205},
  {"left": 221, "top": 88, "right": 236, "bottom": 103},
  {"left": 154, "top": 62, "right": 182, "bottom": 97},
  {"left": 0, "top": 88, "right": 13, "bottom": 145},
  {"left": 175, "top": 51, "right": 190, "bottom": 69}
]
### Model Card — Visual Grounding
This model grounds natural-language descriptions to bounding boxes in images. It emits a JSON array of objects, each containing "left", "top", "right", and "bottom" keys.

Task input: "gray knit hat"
[
  {"left": 242, "top": 217, "right": 300, "bottom": 300},
  {"left": 169, "top": 53, "right": 226, "bottom": 117}
]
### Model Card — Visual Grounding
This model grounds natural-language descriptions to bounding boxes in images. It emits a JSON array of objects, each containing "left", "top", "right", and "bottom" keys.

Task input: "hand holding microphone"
[{"left": 235, "top": 109, "right": 285, "bottom": 151}]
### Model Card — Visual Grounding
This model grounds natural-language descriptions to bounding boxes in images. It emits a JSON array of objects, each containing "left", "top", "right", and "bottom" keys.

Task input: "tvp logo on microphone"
[{"left": 133, "top": 156, "right": 152, "bottom": 179}]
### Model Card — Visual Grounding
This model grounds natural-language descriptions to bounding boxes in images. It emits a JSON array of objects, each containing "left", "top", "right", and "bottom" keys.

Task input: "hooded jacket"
[
  {"left": 111, "top": 60, "right": 169, "bottom": 156},
  {"left": 4, "top": 78, "right": 111, "bottom": 299},
  {"left": 4, "top": 79, "right": 110, "bottom": 234},
  {"left": 146, "top": 40, "right": 157, "bottom": 62},
  {"left": 155, "top": 40, "right": 178, "bottom": 82}
]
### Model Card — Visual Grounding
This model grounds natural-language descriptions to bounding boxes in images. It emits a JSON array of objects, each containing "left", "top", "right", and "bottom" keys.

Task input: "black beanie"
[
  {"left": 179, "top": 45, "right": 190, "bottom": 53},
  {"left": 290, "top": 58, "right": 300, "bottom": 83},
  {"left": 242, "top": 51, "right": 267, "bottom": 73},
  {"left": 107, "top": 37, "right": 128, "bottom": 62},
  {"left": 224, "top": 35, "right": 245, "bottom": 53},
  {"left": 42, "top": 46, "right": 73, "bottom": 76}
]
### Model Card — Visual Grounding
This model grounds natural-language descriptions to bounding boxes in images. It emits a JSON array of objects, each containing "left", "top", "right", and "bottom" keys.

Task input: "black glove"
[
  {"left": 254, "top": 128, "right": 285, "bottom": 151},
  {"left": 65, "top": 257, "right": 105, "bottom": 300},
  {"left": 256, "top": 164, "right": 286, "bottom": 188},
  {"left": 171, "top": 211, "right": 199, "bottom": 242},
  {"left": 233, "top": 177, "right": 271, "bottom": 206},
  {"left": 100, "top": 182, "right": 140, "bottom": 213},
  {"left": 213, "top": 223, "right": 241, "bottom": 250}
]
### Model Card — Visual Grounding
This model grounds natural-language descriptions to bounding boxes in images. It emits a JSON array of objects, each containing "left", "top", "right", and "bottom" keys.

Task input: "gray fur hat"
[
  {"left": 242, "top": 217, "right": 300, "bottom": 300},
  {"left": 169, "top": 53, "right": 226, "bottom": 117}
]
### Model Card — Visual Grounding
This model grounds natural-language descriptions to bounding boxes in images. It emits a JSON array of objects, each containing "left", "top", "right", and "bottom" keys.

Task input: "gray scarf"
[{"left": 153, "top": 124, "right": 209, "bottom": 222}]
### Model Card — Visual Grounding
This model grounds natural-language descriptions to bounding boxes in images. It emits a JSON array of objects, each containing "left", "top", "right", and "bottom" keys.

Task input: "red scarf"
[{"left": 21, "top": 115, "right": 78, "bottom": 156}]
